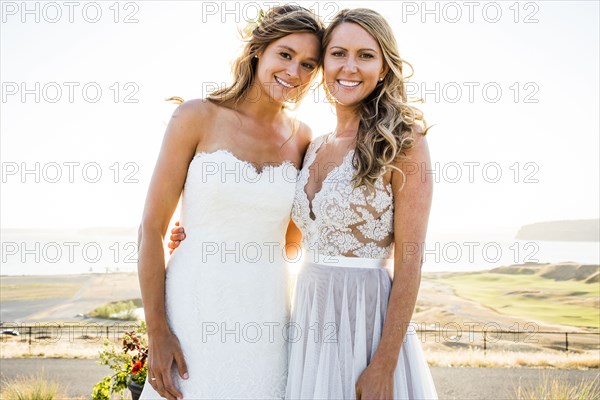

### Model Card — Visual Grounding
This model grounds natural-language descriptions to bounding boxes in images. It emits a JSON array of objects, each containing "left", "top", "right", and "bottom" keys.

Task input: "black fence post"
[{"left": 483, "top": 331, "right": 487, "bottom": 356}]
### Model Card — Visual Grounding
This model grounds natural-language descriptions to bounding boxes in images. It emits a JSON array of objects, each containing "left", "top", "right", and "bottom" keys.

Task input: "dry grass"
[
  {"left": 0, "top": 282, "right": 82, "bottom": 302},
  {"left": 425, "top": 348, "right": 600, "bottom": 369},
  {"left": 2, "top": 338, "right": 599, "bottom": 371},
  {"left": 0, "top": 369, "right": 68, "bottom": 400},
  {"left": 0, "top": 339, "right": 115, "bottom": 359},
  {"left": 514, "top": 371, "right": 600, "bottom": 399}
]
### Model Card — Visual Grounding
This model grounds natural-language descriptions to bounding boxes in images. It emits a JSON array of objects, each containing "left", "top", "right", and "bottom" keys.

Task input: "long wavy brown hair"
[
  {"left": 322, "top": 8, "right": 429, "bottom": 190},
  {"left": 208, "top": 5, "right": 324, "bottom": 108}
]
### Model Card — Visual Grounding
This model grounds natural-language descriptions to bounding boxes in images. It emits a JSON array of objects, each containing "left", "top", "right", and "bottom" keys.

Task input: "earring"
[
  {"left": 379, "top": 77, "right": 384, "bottom": 81},
  {"left": 254, "top": 55, "right": 258, "bottom": 59}
]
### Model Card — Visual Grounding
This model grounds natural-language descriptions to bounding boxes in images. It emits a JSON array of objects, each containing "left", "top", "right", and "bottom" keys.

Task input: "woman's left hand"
[
  {"left": 167, "top": 221, "right": 186, "bottom": 254},
  {"left": 355, "top": 362, "right": 395, "bottom": 400}
]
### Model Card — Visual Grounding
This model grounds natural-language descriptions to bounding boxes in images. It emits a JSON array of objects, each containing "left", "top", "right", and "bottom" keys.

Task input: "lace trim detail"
[{"left": 193, "top": 149, "right": 298, "bottom": 175}]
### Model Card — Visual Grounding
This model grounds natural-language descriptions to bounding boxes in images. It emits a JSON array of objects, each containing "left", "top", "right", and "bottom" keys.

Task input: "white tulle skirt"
[{"left": 285, "top": 252, "right": 438, "bottom": 400}]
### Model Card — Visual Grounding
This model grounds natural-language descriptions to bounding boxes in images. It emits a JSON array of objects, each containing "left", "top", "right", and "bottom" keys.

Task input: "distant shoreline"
[
  {"left": 2, "top": 223, "right": 599, "bottom": 276},
  {"left": 516, "top": 219, "right": 599, "bottom": 242}
]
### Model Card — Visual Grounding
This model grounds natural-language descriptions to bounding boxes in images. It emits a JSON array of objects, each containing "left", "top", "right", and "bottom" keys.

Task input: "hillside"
[
  {"left": 515, "top": 219, "right": 599, "bottom": 241},
  {"left": 490, "top": 262, "right": 599, "bottom": 283},
  {"left": 428, "top": 262, "right": 600, "bottom": 329}
]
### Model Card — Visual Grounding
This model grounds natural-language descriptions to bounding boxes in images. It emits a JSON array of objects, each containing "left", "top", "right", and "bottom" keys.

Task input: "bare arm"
[
  {"left": 138, "top": 100, "right": 203, "bottom": 334},
  {"left": 356, "top": 134, "right": 434, "bottom": 398},
  {"left": 137, "top": 99, "right": 207, "bottom": 398},
  {"left": 285, "top": 219, "right": 303, "bottom": 260},
  {"left": 282, "top": 120, "right": 312, "bottom": 260}
]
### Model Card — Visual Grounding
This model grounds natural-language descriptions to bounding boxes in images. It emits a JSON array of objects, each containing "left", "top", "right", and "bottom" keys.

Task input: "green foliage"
[
  {"left": 91, "top": 376, "right": 111, "bottom": 400},
  {"left": 91, "top": 322, "right": 148, "bottom": 398},
  {"left": 89, "top": 299, "right": 140, "bottom": 320}
]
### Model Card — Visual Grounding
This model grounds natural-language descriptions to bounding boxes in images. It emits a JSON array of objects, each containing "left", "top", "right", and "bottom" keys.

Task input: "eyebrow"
[
  {"left": 276, "top": 45, "right": 318, "bottom": 63},
  {"left": 329, "top": 45, "right": 378, "bottom": 53}
]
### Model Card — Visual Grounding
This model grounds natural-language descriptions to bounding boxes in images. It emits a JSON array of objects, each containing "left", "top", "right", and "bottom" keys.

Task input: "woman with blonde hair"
[
  {"left": 285, "top": 8, "right": 438, "bottom": 399},
  {"left": 137, "top": 5, "right": 324, "bottom": 399}
]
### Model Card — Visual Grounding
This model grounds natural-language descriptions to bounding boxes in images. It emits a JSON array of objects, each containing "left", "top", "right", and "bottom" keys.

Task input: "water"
[
  {"left": 422, "top": 229, "right": 600, "bottom": 272},
  {"left": 1, "top": 229, "right": 140, "bottom": 276},
  {"left": 1, "top": 229, "right": 598, "bottom": 276}
]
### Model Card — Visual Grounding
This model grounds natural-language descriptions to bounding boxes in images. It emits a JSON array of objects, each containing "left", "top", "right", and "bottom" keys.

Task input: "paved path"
[{"left": 1, "top": 358, "right": 598, "bottom": 399}]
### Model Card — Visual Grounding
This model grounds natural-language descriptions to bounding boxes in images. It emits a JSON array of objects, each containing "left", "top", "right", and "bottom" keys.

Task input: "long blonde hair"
[
  {"left": 322, "top": 8, "right": 429, "bottom": 190},
  {"left": 208, "top": 5, "right": 325, "bottom": 107}
]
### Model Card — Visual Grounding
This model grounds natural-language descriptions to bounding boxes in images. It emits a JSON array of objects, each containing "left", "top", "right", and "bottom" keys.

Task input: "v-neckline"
[{"left": 303, "top": 139, "right": 355, "bottom": 221}]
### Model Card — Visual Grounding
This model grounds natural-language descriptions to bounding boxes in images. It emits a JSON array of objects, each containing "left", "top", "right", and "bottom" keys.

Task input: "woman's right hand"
[
  {"left": 147, "top": 329, "right": 189, "bottom": 400},
  {"left": 168, "top": 221, "right": 187, "bottom": 254}
]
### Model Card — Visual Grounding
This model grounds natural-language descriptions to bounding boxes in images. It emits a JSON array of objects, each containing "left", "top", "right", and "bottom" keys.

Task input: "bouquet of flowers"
[{"left": 92, "top": 322, "right": 148, "bottom": 400}]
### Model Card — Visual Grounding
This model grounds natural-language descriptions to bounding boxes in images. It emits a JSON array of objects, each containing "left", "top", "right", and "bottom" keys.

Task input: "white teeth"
[
  {"left": 275, "top": 76, "right": 295, "bottom": 88},
  {"left": 338, "top": 80, "right": 360, "bottom": 87}
]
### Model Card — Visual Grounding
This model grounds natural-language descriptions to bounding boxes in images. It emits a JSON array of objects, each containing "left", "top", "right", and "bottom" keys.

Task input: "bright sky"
[{"left": 1, "top": 0, "right": 599, "bottom": 235}]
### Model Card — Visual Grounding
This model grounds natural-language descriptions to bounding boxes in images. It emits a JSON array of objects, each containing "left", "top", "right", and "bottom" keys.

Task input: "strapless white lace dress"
[
  {"left": 286, "top": 136, "right": 438, "bottom": 399},
  {"left": 140, "top": 150, "right": 298, "bottom": 399}
]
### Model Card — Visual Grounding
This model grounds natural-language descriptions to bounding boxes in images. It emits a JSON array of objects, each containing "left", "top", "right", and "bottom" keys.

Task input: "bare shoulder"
[
  {"left": 409, "top": 122, "right": 425, "bottom": 136},
  {"left": 399, "top": 135, "right": 430, "bottom": 169},
  {"left": 409, "top": 130, "right": 429, "bottom": 154},
  {"left": 400, "top": 123, "right": 430, "bottom": 161},
  {"left": 165, "top": 98, "right": 217, "bottom": 144},
  {"left": 388, "top": 129, "right": 431, "bottom": 185},
  {"left": 171, "top": 98, "right": 215, "bottom": 124}
]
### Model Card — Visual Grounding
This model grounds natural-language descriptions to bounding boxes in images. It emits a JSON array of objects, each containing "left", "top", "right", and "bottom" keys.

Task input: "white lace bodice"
[
  {"left": 180, "top": 149, "right": 298, "bottom": 247},
  {"left": 292, "top": 135, "right": 395, "bottom": 259}
]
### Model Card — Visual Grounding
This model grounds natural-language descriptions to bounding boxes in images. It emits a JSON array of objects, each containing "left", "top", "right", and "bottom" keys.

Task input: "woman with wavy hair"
[
  {"left": 169, "top": 7, "right": 438, "bottom": 399},
  {"left": 285, "top": 8, "right": 438, "bottom": 399},
  {"left": 137, "top": 5, "right": 324, "bottom": 399}
]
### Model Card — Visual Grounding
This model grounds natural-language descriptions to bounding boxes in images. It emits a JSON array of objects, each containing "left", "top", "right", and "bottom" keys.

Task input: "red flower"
[{"left": 131, "top": 361, "right": 143, "bottom": 374}]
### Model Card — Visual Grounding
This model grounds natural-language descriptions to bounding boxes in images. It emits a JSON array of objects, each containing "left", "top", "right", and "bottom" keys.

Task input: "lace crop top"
[{"left": 292, "top": 135, "right": 395, "bottom": 259}]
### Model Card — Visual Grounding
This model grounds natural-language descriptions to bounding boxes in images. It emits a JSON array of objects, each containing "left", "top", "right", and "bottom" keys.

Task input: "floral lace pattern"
[{"left": 292, "top": 135, "right": 395, "bottom": 259}]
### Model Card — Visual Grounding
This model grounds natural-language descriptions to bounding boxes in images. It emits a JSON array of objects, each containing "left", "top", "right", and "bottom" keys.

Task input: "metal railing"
[{"left": 2, "top": 323, "right": 598, "bottom": 353}]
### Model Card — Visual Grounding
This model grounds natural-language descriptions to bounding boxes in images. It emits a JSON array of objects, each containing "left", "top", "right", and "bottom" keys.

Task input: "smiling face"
[
  {"left": 323, "top": 22, "right": 388, "bottom": 107},
  {"left": 254, "top": 32, "right": 321, "bottom": 104}
]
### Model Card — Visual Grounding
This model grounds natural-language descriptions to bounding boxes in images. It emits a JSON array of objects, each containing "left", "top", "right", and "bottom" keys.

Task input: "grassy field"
[
  {"left": 0, "top": 273, "right": 141, "bottom": 323},
  {"left": 438, "top": 272, "right": 599, "bottom": 328},
  {"left": 0, "top": 282, "right": 83, "bottom": 302},
  {"left": 2, "top": 265, "right": 598, "bottom": 369}
]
